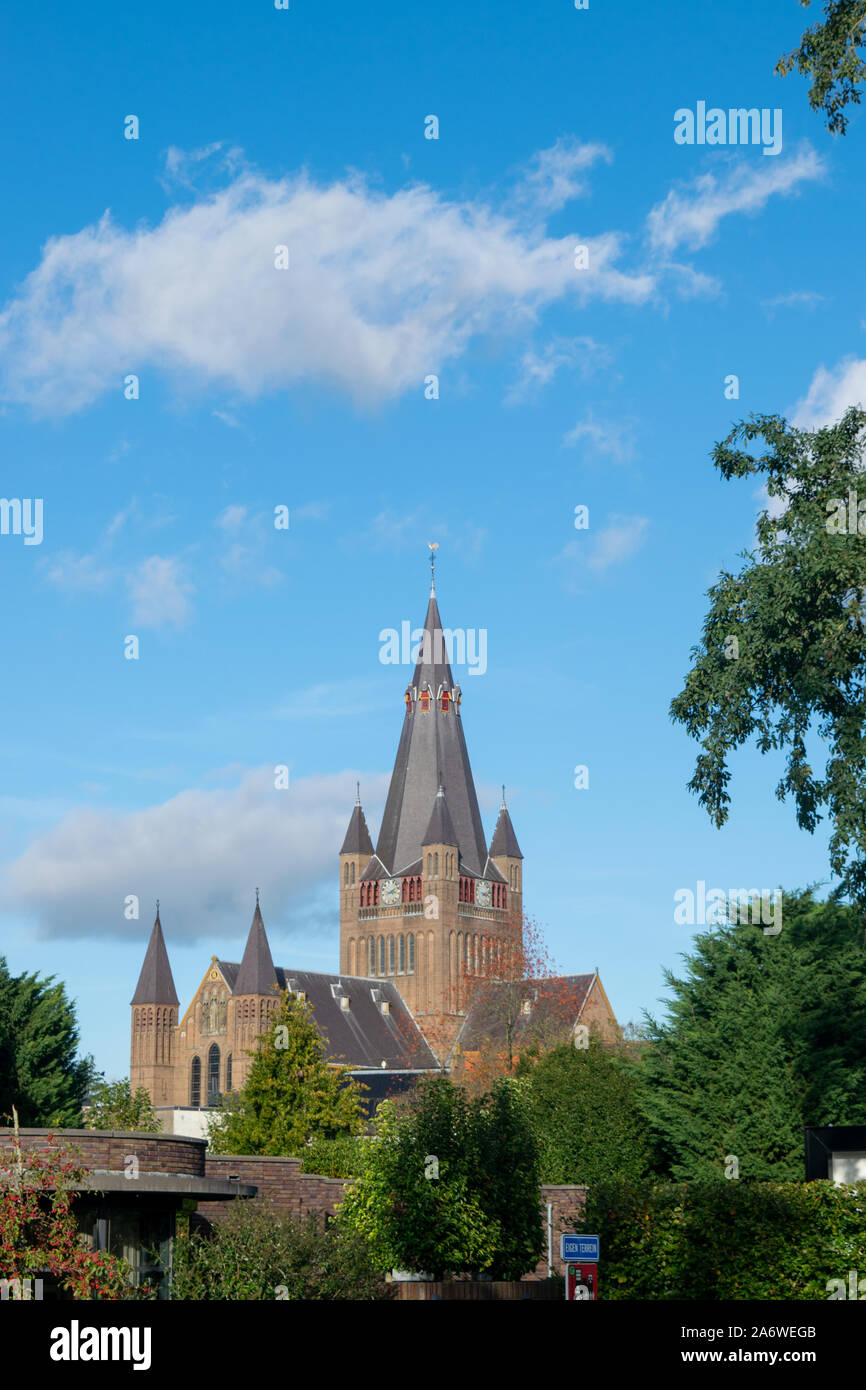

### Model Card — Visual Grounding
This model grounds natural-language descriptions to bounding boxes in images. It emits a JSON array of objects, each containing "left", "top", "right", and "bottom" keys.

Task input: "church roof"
[
  {"left": 131, "top": 908, "right": 179, "bottom": 1006},
  {"left": 490, "top": 800, "right": 523, "bottom": 860},
  {"left": 233, "top": 899, "right": 278, "bottom": 996},
  {"left": 374, "top": 584, "right": 489, "bottom": 876},
  {"left": 340, "top": 797, "right": 374, "bottom": 856},
  {"left": 211, "top": 963, "right": 438, "bottom": 1071},
  {"left": 422, "top": 785, "right": 458, "bottom": 848},
  {"left": 457, "top": 974, "right": 597, "bottom": 1054}
]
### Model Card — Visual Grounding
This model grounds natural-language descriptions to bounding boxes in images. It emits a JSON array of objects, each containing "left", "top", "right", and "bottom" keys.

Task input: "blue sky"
[{"left": 1, "top": 0, "right": 863, "bottom": 1080}]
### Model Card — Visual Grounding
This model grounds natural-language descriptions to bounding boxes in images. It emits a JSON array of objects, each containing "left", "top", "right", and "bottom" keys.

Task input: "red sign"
[{"left": 566, "top": 1263, "right": 598, "bottom": 1301}]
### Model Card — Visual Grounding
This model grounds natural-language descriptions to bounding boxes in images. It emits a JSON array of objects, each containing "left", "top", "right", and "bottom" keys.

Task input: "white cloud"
[
  {"left": 0, "top": 767, "right": 390, "bottom": 941},
  {"left": 127, "top": 555, "right": 193, "bottom": 628},
  {"left": 517, "top": 138, "right": 612, "bottom": 211},
  {"left": 553, "top": 515, "right": 649, "bottom": 586},
  {"left": 793, "top": 356, "right": 866, "bottom": 428},
  {"left": 506, "top": 335, "right": 610, "bottom": 403},
  {"left": 564, "top": 413, "right": 636, "bottom": 462},
  {"left": 646, "top": 146, "right": 824, "bottom": 254},
  {"left": 45, "top": 553, "right": 112, "bottom": 592},
  {"left": 761, "top": 289, "right": 825, "bottom": 313},
  {"left": 216, "top": 504, "right": 248, "bottom": 532},
  {"left": 0, "top": 165, "right": 655, "bottom": 416}
]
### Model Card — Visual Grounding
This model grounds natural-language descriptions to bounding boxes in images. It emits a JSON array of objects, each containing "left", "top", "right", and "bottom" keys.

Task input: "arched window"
[
  {"left": 368, "top": 935, "right": 375, "bottom": 974},
  {"left": 207, "top": 1044, "right": 220, "bottom": 1104},
  {"left": 398, "top": 934, "right": 405, "bottom": 973},
  {"left": 190, "top": 1056, "right": 201, "bottom": 1107},
  {"left": 378, "top": 936, "right": 385, "bottom": 975},
  {"left": 434, "top": 852, "right": 439, "bottom": 877},
  {"left": 344, "top": 863, "right": 349, "bottom": 887},
  {"left": 350, "top": 862, "right": 356, "bottom": 886},
  {"left": 388, "top": 936, "right": 395, "bottom": 974},
  {"left": 427, "top": 854, "right": 432, "bottom": 877},
  {"left": 408, "top": 933, "right": 415, "bottom": 974},
  {"left": 226, "top": 1054, "right": 233, "bottom": 1092}
]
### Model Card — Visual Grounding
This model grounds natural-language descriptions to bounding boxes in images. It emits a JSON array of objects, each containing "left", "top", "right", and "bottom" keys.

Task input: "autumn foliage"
[{"left": 0, "top": 1134, "right": 138, "bottom": 1299}]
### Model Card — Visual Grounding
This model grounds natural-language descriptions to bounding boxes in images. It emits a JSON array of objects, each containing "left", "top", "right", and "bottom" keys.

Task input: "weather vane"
[{"left": 428, "top": 541, "right": 439, "bottom": 594}]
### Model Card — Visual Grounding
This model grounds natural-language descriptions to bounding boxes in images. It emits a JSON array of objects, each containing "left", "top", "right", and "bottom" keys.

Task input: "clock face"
[
  {"left": 381, "top": 878, "right": 401, "bottom": 906},
  {"left": 476, "top": 879, "right": 491, "bottom": 907}
]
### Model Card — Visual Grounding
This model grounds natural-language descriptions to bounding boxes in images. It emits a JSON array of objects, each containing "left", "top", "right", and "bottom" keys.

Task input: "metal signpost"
[{"left": 562, "top": 1234, "right": 599, "bottom": 1300}]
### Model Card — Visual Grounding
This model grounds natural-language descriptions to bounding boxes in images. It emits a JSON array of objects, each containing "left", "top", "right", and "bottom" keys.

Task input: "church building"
[{"left": 130, "top": 559, "right": 618, "bottom": 1133}]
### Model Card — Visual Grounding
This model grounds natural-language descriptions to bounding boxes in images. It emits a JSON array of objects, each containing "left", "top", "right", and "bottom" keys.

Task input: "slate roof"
[
  {"left": 233, "top": 900, "right": 278, "bottom": 996},
  {"left": 457, "top": 974, "right": 596, "bottom": 1053},
  {"left": 340, "top": 798, "right": 374, "bottom": 856},
  {"left": 131, "top": 909, "right": 179, "bottom": 1006},
  {"left": 372, "top": 586, "right": 490, "bottom": 877},
  {"left": 489, "top": 801, "right": 523, "bottom": 860},
  {"left": 209, "top": 959, "right": 437, "bottom": 1072},
  {"left": 422, "top": 785, "right": 458, "bottom": 847}
]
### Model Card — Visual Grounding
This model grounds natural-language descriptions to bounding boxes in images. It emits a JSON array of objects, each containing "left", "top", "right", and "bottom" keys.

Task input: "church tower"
[
  {"left": 130, "top": 906, "right": 179, "bottom": 1105},
  {"left": 339, "top": 555, "right": 523, "bottom": 1061}
]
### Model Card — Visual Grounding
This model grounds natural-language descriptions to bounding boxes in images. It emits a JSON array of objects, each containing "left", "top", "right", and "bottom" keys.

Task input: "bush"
[
  {"left": 297, "top": 1134, "right": 371, "bottom": 1178},
  {"left": 583, "top": 1179, "right": 866, "bottom": 1299},
  {"left": 172, "top": 1200, "right": 392, "bottom": 1300}
]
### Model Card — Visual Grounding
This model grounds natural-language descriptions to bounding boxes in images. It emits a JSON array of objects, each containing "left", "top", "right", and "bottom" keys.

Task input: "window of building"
[
  {"left": 350, "top": 862, "right": 356, "bottom": 886},
  {"left": 368, "top": 935, "right": 375, "bottom": 974},
  {"left": 398, "top": 934, "right": 405, "bottom": 973},
  {"left": 388, "top": 936, "right": 395, "bottom": 974},
  {"left": 434, "top": 852, "right": 438, "bottom": 877},
  {"left": 408, "top": 933, "right": 415, "bottom": 974},
  {"left": 378, "top": 936, "right": 385, "bottom": 975},
  {"left": 344, "top": 863, "right": 349, "bottom": 887},
  {"left": 190, "top": 1056, "right": 201, "bottom": 1107},
  {"left": 226, "top": 1054, "right": 232, "bottom": 1092},
  {"left": 207, "top": 1045, "right": 220, "bottom": 1105}
]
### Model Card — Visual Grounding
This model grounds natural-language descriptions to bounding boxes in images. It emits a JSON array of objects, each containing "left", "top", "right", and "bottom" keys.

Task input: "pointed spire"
[
  {"left": 376, "top": 563, "right": 489, "bottom": 875},
  {"left": 340, "top": 794, "right": 374, "bottom": 855},
  {"left": 490, "top": 801, "right": 523, "bottom": 859},
  {"left": 131, "top": 906, "right": 179, "bottom": 1005},
  {"left": 234, "top": 896, "right": 278, "bottom": 996},
  {"left": 422, "top": 784, "right": 458, "bottom": 848}
]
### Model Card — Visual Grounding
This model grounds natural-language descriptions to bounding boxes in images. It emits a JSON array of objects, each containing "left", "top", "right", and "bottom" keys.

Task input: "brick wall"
[
  {"left": 0, "top": 1128, "right": 206, "bottom": 1177},
  {"left": 200, "top": 1155, "right": 348, "bottom": 1224}
]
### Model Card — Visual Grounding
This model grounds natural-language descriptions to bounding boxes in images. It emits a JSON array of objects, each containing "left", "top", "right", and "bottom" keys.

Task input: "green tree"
[
  {"left": 84, "top": 1078, "right": 162, "bottom": 1133},
  {"left": 171, "top": 1201, "right": 391, "bottom": 1301},
  {"left": 469, "top": 1078, "right": 544, "bottom": 1280},
  {"left": 207, "top": 991, "right": 365, "bottom": 1155},
  {"left": 516, "top": 1039, "right": 656, "bottom": 1185},
  {"left": 0, "top": 957, "right": 94, "bottom": 1127},
  {"left": 638, "top": 889, "right": 866, "bottom": 1180},
  {"left": 336, "top": 1075, "right": 543, "bottom": 1281},
  {"left": 670, "top": 407, "right": 866, "bottom": 903},
  {"left": 777, "top": 1, "right": 866, "bottom": 133}
]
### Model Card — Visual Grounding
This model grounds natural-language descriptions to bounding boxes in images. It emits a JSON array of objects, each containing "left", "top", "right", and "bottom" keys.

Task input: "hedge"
[{"left": 582, "top": 1180, "right": 866, "bottom": 1299}]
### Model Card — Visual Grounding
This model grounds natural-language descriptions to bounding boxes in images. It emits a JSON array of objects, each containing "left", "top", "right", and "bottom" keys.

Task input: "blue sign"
[{"left": 561, "top": 1233, "right": 599, "bottom": 1263}]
